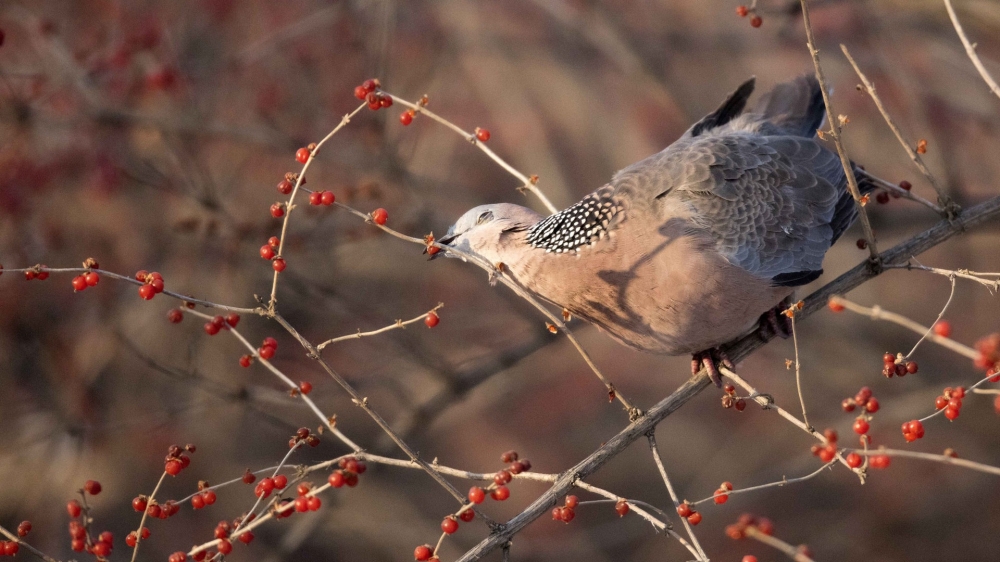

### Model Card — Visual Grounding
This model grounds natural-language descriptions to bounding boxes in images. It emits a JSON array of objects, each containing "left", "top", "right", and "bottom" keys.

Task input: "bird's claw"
[{"left": 692, "top": 348, "right": 734, "bottom": 387}]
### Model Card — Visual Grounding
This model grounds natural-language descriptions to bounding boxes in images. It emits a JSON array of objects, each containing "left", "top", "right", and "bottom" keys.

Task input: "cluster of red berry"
[
  {"left": 190, "top": 481, "right": 218, "bottom": 510},
  {"left": 124, "top": 527, "right": 150, "bottom": 548},
  {"left": 288, "top": 426, "right": 320, "bottom": 449},
  {"left": 164, "top": 444, "right": 196, "bottom": 476},
  {"left": 71, "top": 269, "right": 101, "bottom": 292},
  {"left": 308, "top": 189, "right": 336, "bottom": 206},
  {"left": 875, "top": 180, "right": 912, "bottom": 204},
  {"left": 551, "top": 494, "right": 580, "bottom": 523},
  {"left": 253, "top": 472, "right": 288, "bottom": 499},
  {"left": 65, "top": 481, "right": 116, "bottom": 554},
  {"left": 881, "top": 352, "right": 918, "bottom": 378},
  {"left": 901, "top": 419, "right": 925, "bottom": 442},
  {"left": 974, "top": 332, "right": 1000, "bottom": 372},
  {"left": 676, "top": 501, "right": 702, "bottom": 526},
  {"left": 935, "top": 386, "right": 966, "bottom": 420},
  {"left": 257, "top": 336, "right": 278, "bottom": 361},
  {"left": 135, "top": 270, "right": 165, "bottom": 300},
  {"left": 0, "top": 522, "right": 25, "bottom": 556},
  {"left": 713, "top": 481, "right": 734, "bottom": 504},
  {"left": 259, "top": 236, "right": 286, "bottom": 272},
  {"left": 720, "top": 383, "right": 747, "bottom": 410},
  {"left": 811, "top": 428, "right": 841, "bottom": 463},
  {"left": 207, "top": 518, "right": 254, "bottom": 559},
  {"left": 204, "top": 314, "right": 239, "bottom": 336},
  {"left": 841, "top": 385, "right": 879, "bottom": 415},
  {"left": 329, "top": 456, "right": 367, "bottom": 489},
  {"left": 354, "top": 79, "right": 392, "bottom": 110},
  {"left": 22, "top": 265, "right": 50, "bottom": 281},
  {"left": 735, "top": 5, "right": 762, "bottom": 27},
  {"left": 725, "top": 512, "right": 774, "bottom": 540}
]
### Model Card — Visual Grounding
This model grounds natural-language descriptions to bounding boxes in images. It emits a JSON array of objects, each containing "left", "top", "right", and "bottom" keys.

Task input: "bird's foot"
[
  {"left": 758, "top": 299, "right": 793, "bottom": 340},
  {"left": 691, "top": 348, "right": 734, "bottom": 387}
]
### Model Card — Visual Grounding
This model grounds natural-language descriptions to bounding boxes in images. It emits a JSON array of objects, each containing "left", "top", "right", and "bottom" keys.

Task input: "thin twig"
[
  {"left": 691, "top": 461, "right": 835, "bottom": 506},
  {"left": 799, "top": 0, "right": 880, "bottom": 260},
  {"left": 943, "top": 0, "right": 1000, "bottom": 101},
  {"left": 646, "top": 434, "right": 708, "bottom": 561},
  {"left": 854, "top": 448, "right": 1000, "bottom": 477},
  {"left": 904, "top": 275, "right": 956, "bottom": 359},
  {"left": 268, "top": 103, "right": 368, "bottom": 310},
  {"left": 885, "top": 261, "right": 1000, "bottom": 293},
  {"left": 316, "top": 304, "right": 443, "bottom": 351},
  {"left": 384, "top": 92, "right": 558, "bottom": 214},
  {"left": 855, "top": 169, "right": 943, "bottom": 214},
  {"left": 129, "top": 471, "right": 168, "bottom": 562},
  {"left": 789, "top": 309, "right": 811, "bottom": 430},
  {"left": 0, "top": 525, "right": 61, "bottom": 562},
  {"left": 744, "top": 526, "right": 816, "bottom": 562},
  {"left": 841, "top": 44, "right": 954, "bottom": 212}
]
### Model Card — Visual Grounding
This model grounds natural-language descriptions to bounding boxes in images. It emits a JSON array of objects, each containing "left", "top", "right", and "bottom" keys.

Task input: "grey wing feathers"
[
  {"left": 751, "top": 75, "right": 827, "bottom": 137},
  {"left": 674, "top": 135, "right": 846, "bottom": 283}
]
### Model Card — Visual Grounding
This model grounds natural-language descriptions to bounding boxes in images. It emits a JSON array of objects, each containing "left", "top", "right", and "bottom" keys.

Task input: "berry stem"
[
  {"left": 315, "top": 303, "right": 444, "bottom": 351},
  {"left": 646, "top": 434, "right": 709, "bottom": 561},
  {"left": 129, "top": 470, "right": 168, "bottom": 562}
]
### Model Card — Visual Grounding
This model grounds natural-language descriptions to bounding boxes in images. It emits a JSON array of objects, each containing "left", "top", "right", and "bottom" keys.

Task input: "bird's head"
[{"left": 437, "top": 203, "right": 543, "bottom": 263}]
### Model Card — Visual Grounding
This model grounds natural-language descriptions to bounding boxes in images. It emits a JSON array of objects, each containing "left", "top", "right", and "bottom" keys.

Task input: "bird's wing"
[{"left": 621, "top": 133, "right": 851, "bottom": 285}]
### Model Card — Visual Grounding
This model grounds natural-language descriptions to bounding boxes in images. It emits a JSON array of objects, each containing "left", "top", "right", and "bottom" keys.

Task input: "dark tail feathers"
[{"left": 752, "top": 74, "right": 826, "bottom": 138}]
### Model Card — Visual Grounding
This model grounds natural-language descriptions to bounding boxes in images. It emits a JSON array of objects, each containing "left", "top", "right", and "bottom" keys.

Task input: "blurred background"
[{"left": 1, "top": 0, "right": 999, "bottom": 560}]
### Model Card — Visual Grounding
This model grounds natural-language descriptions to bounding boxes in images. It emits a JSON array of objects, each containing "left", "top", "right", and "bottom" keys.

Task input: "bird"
[{"left": 437, "top": 75, "right": 872, "bottom": 386}]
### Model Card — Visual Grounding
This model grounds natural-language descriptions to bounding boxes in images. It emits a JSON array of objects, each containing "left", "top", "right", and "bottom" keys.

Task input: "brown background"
[{"left": 1, "top": 0, "right": 999, "bottom": 560}]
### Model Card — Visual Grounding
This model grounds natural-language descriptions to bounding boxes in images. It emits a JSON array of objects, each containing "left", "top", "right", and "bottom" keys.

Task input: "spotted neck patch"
[{"left": 526, "top": 190, "right": 621, "bottom": 253}]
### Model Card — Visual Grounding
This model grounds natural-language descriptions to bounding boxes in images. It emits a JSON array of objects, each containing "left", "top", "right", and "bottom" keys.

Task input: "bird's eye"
[{"left": 476, "top": 211, "right": 494, "bottom": 225}]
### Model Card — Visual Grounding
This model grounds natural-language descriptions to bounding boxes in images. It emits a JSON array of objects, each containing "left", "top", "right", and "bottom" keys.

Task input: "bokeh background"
[{"left": 2, "top": 0, "right": 1000, "bottom": 560}]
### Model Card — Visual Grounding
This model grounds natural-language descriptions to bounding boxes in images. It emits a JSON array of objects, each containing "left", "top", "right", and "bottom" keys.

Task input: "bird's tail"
[{"left": 752, "top": 75, "right": 826, "bottom": 138}]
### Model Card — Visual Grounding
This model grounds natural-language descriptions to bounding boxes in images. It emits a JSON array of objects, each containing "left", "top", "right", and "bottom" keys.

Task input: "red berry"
[
  {"left": 71, "top": 275, "right": 87, "bottom": 291},
  {"left": 933, "top": 320, "right": 952, "bottom": 338},
  {"left": 713, "top": 489, "right": 729, "bottom": 504},
  {"left": 299, "top": 381, "right": 312, "bottom": 394},
  {"left": 490, "top": 485, "right": 510, "bottom": 501},
  {"left": 841, "top": 399, "right": 856, "bottom": 412},
  {"left": 615, "top": 499, "right": 629, "bottom": 516},
  {"left": 742, "top": 557, "right": 758, "bottom": 562},
  {"left": 853, "top": 418, "right": 870, "bottom": 435},
  {"left": 468, "top": 486, "right": 485, "bottom": 504},
  {"left": 268, "top": 236, "right": 280, "bottom": 247},
  {"left": 139, "top": 284, "right": 156, "bottom": 300},
  {"left": 273, "top": 474, "right": 288, "bottom": 489},
  {"left": 37, "top": 267, "right": 49, "bottom": 280},
  {"left": 935, "top": 396, "right": 948, "bottom": 410},
  {"left": 277, "top": 179, "right": 293, "bottom": 194},
  {"left": 85, "top": 480, "right": 102, "bottom": 495},
  {"left": 750, "top": 15, "right": 762, "bottom": 27},
  {"left": 203, "top": 322, "right": 220, "bottom": 336},
  {"left": 494, "top": 470, "right": 512, "bottom": 485},
  {"left": 676, "top": 503, "right": 693, "bottom": 518},
  {"left": 295, "top": 496, "right": 309, "bottom": 512},
  {"left": 864, "top": 397, "right": 879, "bottom": 413},
  {"left": 828, "top": 300, "right": 845, "bottom": 312},
  {"left": 559, "top": 506, "right": 575, "bottom": 523},
  {"left": 328, "top": 471, "right": 345, "bottom": 488},
  {"left": 876, "top": 191, "right": 890, "bottom": 204},
  {"left": 994, "top": 395, "right": 1000, "bottom": 414},
  {"left": 166, "top": 309, "right": 183, "bottom": 323},
  {"left": 944, "top": 406, "right": 960, "bottom": 420},
  {"left": 953, "top": 387, "right": 966, "bottom": 398},
  {"left": 379, "top": 94, "right": 393, "bottom": 108},
  {"left": 371, "top": 208, "right": 388, "bottom": 225},
  {"left": 564, "top": 495, "right": 579, "bottom": 508},
  {"left": 321, "top": 191, "right": 335, "bottom": 205},
  {"left": 309, "top": 191, "right": 322, "bottom": 206},
  {"left": 271, "top": 202, "right": 286, "bottom": 218},
  {"left": 126, "top": 532, "right": 138, "bottom": 547},
  {"left": 296, "top": 147, "right": 311, "bottom": 164},
  {"left": 85, "top": 272, "right": 100, "bottom": 286},
  {"left": 203, "top": 490, "right": 217, "bottom": 505},
  {"left": 239, "top": 355, "right": 253, "bottom": 368},
  {"left": 687, "top": 511, "right": 703, "bottom": 525},
  {"left": 425, "top": 312, "right": 440, "bottom": 328},
  {"left": 856, "top": 238, "right": 867, "bottom": 250},
  {"left": 307, "top": 496, "right": 321, "bottom": 511},
  {"left": 400, "top": 111, "right": 413, "bottom": 126},
  {"left": 899, "top": 180, "right": 912, "bottom": 191},
  {"left": 260, "top": 244, "right": 276, "bottom": 260},
  {"left": 191, "top": 494, "right": 205, "bottom": 509},
  {"left": 735, "top": 398, "right": 746, "bottom": 411},
  {"left": 818, "top": 445, "right": 836, "bottom": 463},
  {"left": 361, "top": 79, "right": 378, "bottom": 92},
  {"left": 238, "top": 532, "right": 254, "bottom": 544},
  {"left": 263, "top": 337, "right": 278, "bottom": 349},
  {"left": 68, "top": 499, "right": 83, "bottom": 517},
  {"left": 17, "top": 521, "right": 31, "bottom": 537},
  {"left": 870, "top": 455, "right": 891, "bottom": 469},
  {"left": 226, "top": 313, "right": 240, "bottom": 327},
  {"left": 165, "top": 459, "right": 182, "bottom": 475},
  {"left": 414, "top": 545, "right": 433, "bottom": 561},
  {"left": 258, "top": 345, "right": 275, "bottom": 360},
  {"left": 883, "top": 353, "right": 895, "bottom": 364},
  {"left": 736, "top": 5, "right": 748, "bottom": 17},
  {"left": 823, "top": 429, "right": 838, "bottom": 444},
  {"left": 441, "top": 516, "right": 458, "bottom": 534},
  {"left": 475, "top": 127, "right": 491, "bottom": 142},
  {"left": 272, "top": 258, "right": 286, "bottom": 272},
  {"left": 846, "top": 452, "right": 863, "bottom": 468},
  {"left": 218, "top": 539, "right": 233, "bottom": 555},
  {"left": 354, "top": 85, "right": 368, "bottom": 100},
  {"left": 459, "top": 509, "right": 475, "bottom": 522},
  {"left": 141, "top": 527, "right": 151, "bottom": 540},
  {"left": 146, "top": 504, "right": 161, "bottom": 518}
]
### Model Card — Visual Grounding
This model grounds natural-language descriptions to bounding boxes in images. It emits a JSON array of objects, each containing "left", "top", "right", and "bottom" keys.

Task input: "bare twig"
[
  {"left": 691, "top": 461, "right": 836, "bottom": 506},
  {"left": 647, "top": 434, "right": 708, "bottom": 561},
  {"left": 943, "top": 0, "right": 1000, "bottom": 101},
  {"left": 885, "top": 261, "right": 1000, "bottom": 293},
  {"left": 903, "top": 275, "right": 956, "bottom": 359},
  {"left": 788, "top": 309, "right": 811, "bottom": 430},
  {"left": 129, "top": 471, "right": 168, "bottom": 562},
  {"left": 854, "top": 448, "right": 1000, "bottom": 477},
  {"left": 316, "top": 304, "right": 444, "bottom": 351},
  {"left": 383, "top": 92, "right": 559, "bottom": 214},
  {"left": 744, "top": 526, "right": 816, "bottom": 562},
  {"left": 0, "top": 525, "right": 61, "bottom": 562},
  {"left": 799, "top": 0, "right": 880, "bottom": 260},
  {"left": 855, "top": 169, "right": 943, "bottom": 214},
  {"left": 841, "top": 45, "right": 954, "bottom": 212}
]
